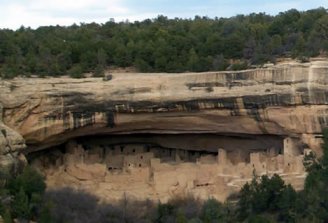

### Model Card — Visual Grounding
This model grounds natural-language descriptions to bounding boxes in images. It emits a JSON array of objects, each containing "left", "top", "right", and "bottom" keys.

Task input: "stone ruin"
[
  {"left": 29, "top": 136, "right": 307, "bottom": 202},
  {"left": 2, "top": 60, "right": 328, "bottom": 202}
]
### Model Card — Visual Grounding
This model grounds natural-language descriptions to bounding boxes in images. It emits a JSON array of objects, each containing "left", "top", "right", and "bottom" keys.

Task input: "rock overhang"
[{"left": 0, "top": 60, "right": 327, "bottom": 154}]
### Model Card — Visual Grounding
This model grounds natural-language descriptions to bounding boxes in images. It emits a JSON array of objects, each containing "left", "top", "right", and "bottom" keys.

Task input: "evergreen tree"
[
  {"left": 0, "top": 8, "right": 326, "bottom": 76},
  {"left": 12, "top": 187, "right": 30, "bottom": 219}
]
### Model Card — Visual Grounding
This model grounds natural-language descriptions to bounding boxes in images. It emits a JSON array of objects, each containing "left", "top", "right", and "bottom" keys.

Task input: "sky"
[{"left": 0, "top": 0, "right": 327, "bottom": 30}]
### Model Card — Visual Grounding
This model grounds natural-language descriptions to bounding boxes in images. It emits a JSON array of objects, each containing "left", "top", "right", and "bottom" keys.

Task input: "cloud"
[
  {"left": 0, "top": 0, "right": 130, "bottom": 29},
  {"left": 0, "top": 0, "right": 327, "bottom": 29},
  {"left": 28, "top": 0, "right": 130, "bottom": 16}
]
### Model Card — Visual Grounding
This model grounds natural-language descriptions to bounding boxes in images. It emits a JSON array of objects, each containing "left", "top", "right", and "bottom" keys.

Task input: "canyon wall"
[
  {"left": 0, "top": 60, "right": 328, "bottom": 199},
  {"left": 0, "top": 103, "right": 26, "bottom": 173},
  {"left": 1, "top": 60, "right": 327, "bottom": 151}
]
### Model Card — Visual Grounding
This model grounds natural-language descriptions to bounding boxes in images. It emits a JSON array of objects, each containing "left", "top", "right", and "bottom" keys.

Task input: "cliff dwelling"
[
  {"left": 1, "top": 61, "right": 328, "bottom": 203},
  {"left": 27, "top": 133, "right": 307, "bottom": 202}
]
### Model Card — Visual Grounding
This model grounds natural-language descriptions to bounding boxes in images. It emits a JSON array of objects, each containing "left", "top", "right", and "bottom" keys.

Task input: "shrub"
[
  {"left": 200, "top": 198, "right": 229, "bottom": 223},
  {"left": 4, "top": 166, "right": 46, "bottom": 221},
  {"left": 237, "top": 174, "right": 297, "bottom": 221},
  {"left": 12, "top": 187, "right": 30, "bottom": 219},
  {"left": 7, "top": 166, "right": 46, "bottom": 199},
  {"left": 68, "top": 65, "right": 84, "bottom": 78},
  {"left": 93, "top": 65, "right": 105, "bottom": 77},
  {"left": 229, "top": 61, "right": 249, "bottom": 71}
]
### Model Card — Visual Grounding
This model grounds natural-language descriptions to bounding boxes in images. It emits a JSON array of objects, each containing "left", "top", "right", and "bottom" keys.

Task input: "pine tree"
[{"left": 12, "top": 187, "right": 30, "bottom": 220}]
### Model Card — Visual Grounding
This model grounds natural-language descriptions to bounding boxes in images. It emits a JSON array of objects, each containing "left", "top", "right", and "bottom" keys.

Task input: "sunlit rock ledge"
[
  {"left": 0, "top": 59, "right": 328, "bottom": 201},
  {"left": 1, "top": 60, "right": 327, "bottom": 150}
]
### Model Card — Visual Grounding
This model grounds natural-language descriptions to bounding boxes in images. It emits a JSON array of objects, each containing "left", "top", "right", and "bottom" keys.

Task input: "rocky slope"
[{"left": 1, "top": 60, "right": 328, "bottom": 171}]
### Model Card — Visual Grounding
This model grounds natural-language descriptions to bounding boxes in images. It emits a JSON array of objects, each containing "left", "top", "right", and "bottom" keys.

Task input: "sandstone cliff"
[
  {"left": 0, "top": 60, "right": 328, "bottom": 170},
  {"left": 0, "top": 102, "right": 26, "bottom": 173}
]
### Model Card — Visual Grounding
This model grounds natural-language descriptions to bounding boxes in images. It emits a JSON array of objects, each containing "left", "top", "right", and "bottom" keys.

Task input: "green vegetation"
[
  {"left": 1, "top": 129, "right": 328, "bottom": 222},
  {"left": 0, "top": 8, "right": 327, "bottom": 78},
  {"left": 237, "top": 174, "right": 298, "bottom": 222},
  {"left": 0, "top": 166, "right": 46, "bottom": 222}
]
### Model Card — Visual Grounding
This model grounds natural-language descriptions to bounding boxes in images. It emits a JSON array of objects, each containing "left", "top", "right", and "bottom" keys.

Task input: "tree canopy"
[{"left": 0, "top": 8, "right": 327, "bottom": 78}]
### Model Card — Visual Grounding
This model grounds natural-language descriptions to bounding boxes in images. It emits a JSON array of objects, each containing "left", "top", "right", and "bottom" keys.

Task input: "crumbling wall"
[
  {"left": 29, "top": 135, "right": 308, "bottom": 202},
  {"left": 124, "top": 152, "right": 154, "bottom": 168}
]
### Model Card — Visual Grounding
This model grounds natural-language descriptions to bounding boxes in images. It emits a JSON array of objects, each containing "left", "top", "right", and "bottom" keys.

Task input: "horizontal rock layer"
[{"left": 0, "top": 60, "right": 328, "bottom": 154}]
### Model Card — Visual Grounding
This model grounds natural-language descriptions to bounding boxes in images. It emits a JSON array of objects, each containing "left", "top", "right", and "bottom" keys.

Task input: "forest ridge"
[{"left": 0, "top": 7, "right": 327, "bottom": 78}]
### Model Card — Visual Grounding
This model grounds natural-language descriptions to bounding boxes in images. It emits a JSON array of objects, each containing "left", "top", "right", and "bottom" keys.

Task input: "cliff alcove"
[
  {"left": 1, "top": 60, "right": 328, "bottom": 201},
  {"left": 26, "top": 133, "right": 306, "bottom": 202}
]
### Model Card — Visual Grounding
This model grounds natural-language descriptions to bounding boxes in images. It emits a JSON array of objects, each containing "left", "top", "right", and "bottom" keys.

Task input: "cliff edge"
[{"left": 0, "top": 60, "right": 328, "bottom": 171}]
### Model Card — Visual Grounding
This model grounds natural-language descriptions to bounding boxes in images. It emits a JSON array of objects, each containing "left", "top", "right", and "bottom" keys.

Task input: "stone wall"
[
  {"left": 1, "top": 59, "right": 328, "bottom": 195},
  {"left": 30, "top": 136, "right": 307, "bottom": 202}
]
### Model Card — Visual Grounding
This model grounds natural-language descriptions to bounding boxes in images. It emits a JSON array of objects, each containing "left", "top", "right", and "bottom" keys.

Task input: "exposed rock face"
[
  {"left": 0, "top": 102, "right": 26, "bottom": 173},
  {"left": 1, "top": 60, "right": 328, "bottom": 200},
  {"left": 1, "top": 60, "right": 327, "bottom": 151}
]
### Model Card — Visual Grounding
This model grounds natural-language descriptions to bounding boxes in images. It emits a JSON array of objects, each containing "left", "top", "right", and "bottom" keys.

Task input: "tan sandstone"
[{"left": 1, "top": 59, "right": 328, "bottom": 201}]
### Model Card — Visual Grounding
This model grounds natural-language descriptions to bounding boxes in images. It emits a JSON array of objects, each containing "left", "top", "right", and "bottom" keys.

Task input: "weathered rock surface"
[
  {"left": 1, "top": 59, "right": 328, "bottom": 201},
  {"left": 36, "top": 138, "right": 306, "bottom": 202},
  {"left": 1, "top": 60, "right": 328, "bottom": 153},
  {"left": 0, "top": 103, "right": 26, "bottom": 173}
]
